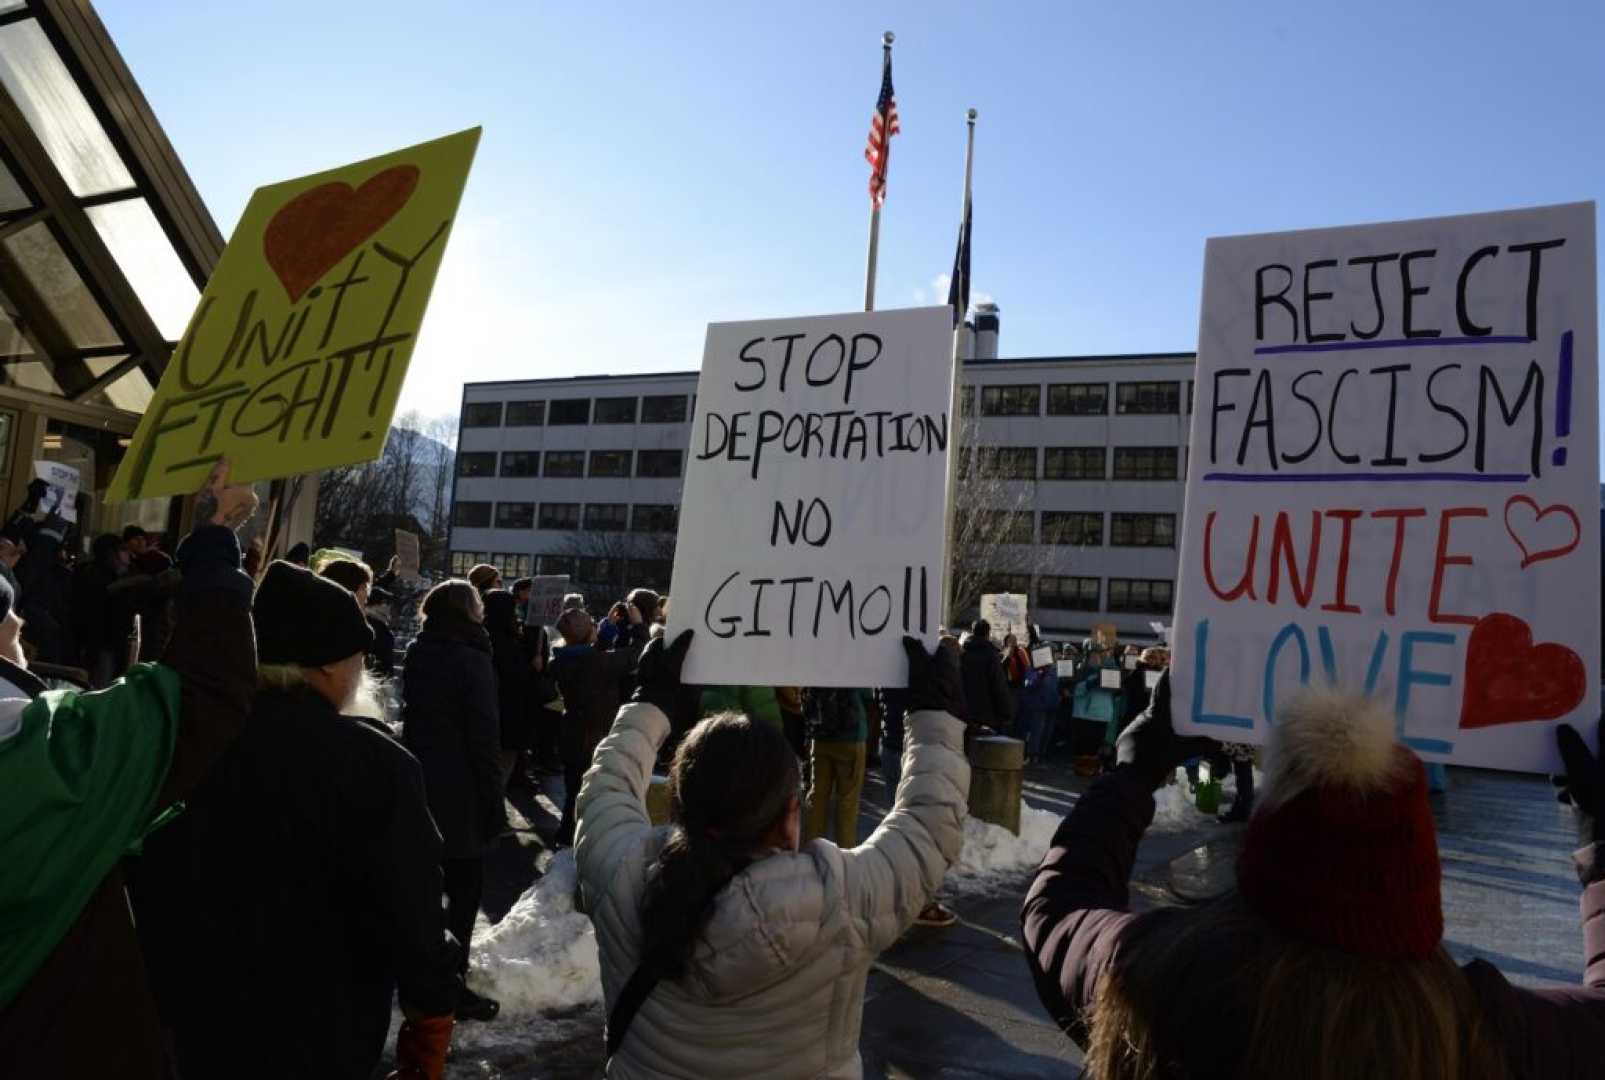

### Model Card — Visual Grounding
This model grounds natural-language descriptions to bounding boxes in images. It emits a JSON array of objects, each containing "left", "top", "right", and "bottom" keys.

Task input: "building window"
[
  {"left": 450, "top": 551, "right": 489, "bottom": 576},
  {"left": 495, "top": 502, "right": 535, "bottom": 529},
  {"left": 500, "top": 451, "right": 539, "bottom": 477},
  {"left": 577, "top": 556, "right": 623, "bottom": 587},
  {"left": 1046, "top": 383, "right": 1108, "bottom": 416},
  {"left": 494, "top": 553, "right": 534, "bottom": 579},
  {"left": 1108, "top": 578, "right": 1174, "bottom": 614},
  {"left": 979, "top": 384, "right": 1040, "bottom": 416},
  {"left": 1187, "top": 381, "right": 1194, "bottom": 414},
  {"left": 626, "top": 559, "right": 672, "bottom": 591},
  {"left": 452, "top": 502, "right": 491, "bottom": 527},
  {"left": 549, "top": 398, "right": 590, "bottom": 425},
  {"left": 1115, "top": 381, "right": 1181, "bottom": 415},
  {"left": 1039, "top": 575, "right": 1101, "bottom": 611},
  {"left": 538, "top": 503, "right": 581, "bottom": 530},
  {"left": 543, "top": 450, "right": 585, "bottom": 478},
  {"left": 589, "top": 449, "right": 633, "bottom": 477},
  {"left": 1110, "top": 512, "right": 1177, "bottom": 547},
  {"left": 967, "top": 510, "right": 1034, "bottom": 545},
  {"left": 461, "top": 402, "right": 502, "bottom": 427},
  {"left": 975, "top": 446, "right": 1037, "bottom": 480},
  {"left": 539, "top": 555, "right": 575, "bottom": 576},
  {"left": 506, "top": 400, "right": 545, "bottom": 426},
  {"left": 981, "top": 573, "right": 1032, "bottom": 597},
  {"left": 1042, "top": 511, "right": 1103, "bottom": 546},
  {"left": 637, "top": 449, "right": 682, "bottom": 478},
  {"left": 632, "top": 504, "right": 678, "bottom": 533},
  {"left": 584, "top": 503, "right": 630, "bottom": 532},
  {"left": 1043, "top": 446, "right": 1106, "bottom": 480},
  {"left": 1112, "top": 446, "right": 1178, "bottom": 480},
  {"left": 456, "top": 451, "right": 496, "bottom": 478},
  {"left": 960, "top": 386, "right": 974, "bottom": 416},
  {"left": 641, "top": 395, "right": 687, "bottom": 423},
  {"left": 594, "top": 396, "right": 637, "bottom": 424}
]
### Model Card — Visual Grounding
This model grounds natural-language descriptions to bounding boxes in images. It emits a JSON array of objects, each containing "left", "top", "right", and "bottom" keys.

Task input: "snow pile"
[
  {"left": 466, "top": 851, "right": 602, "bottom": 1016},
  {"left": 1152, "top": 772, "right": 1209, "bottom": 830},
  {"left": 946, "top": 804, "right": 1061, "bottom": 890}
]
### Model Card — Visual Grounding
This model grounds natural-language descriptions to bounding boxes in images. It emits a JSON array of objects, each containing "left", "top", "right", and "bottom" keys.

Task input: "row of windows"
[
  {"left": 978, "top": 574, "right": 1175, "bottom": 615},
  {"left": 961, "top": 511, "right": 1175, "bottom": 548},
  {"left": 447, "top": 552, "right": 672, "bottom": 593},
  {"left": 454, "top": 501, "right": 680, "bottom": 533},
  {"left": 462, "top": 394, "right": 691, "bottom": 429},
  {"left": 960, "top": 445, "right": 1180, "bottom": 481},
  {"left": 458, "top": 448, "right": 683, "bottom": 480},
  {"left": 960, "top": 380, "right": 1193, "bottom": 418}
]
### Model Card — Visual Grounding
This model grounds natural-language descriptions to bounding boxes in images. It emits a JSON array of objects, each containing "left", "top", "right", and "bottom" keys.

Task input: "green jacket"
[{"left": 701, "top": 685, "right": 784, "bottom": 730}]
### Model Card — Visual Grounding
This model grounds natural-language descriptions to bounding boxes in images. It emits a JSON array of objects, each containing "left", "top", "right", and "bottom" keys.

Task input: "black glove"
[
  {"left": 632, "top": 629, "right": 699, "bottom": 732},
  {"left": 21, "top": 478, "right": 47, "bottom": 514},
  {"left": 1555, "top": 721, "right": 1601, "bottom": 852},
  {"left": 1115, "top": 669, "right": 1220, "bottom": 790},
  {"left": 903, "top": 635, "right": 966, "bottom": 719}
]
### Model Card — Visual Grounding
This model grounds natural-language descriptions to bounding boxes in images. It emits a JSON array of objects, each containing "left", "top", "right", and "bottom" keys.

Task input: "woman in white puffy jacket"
[{"left": 575, "top": 631, "right": 971, "bottom": 1078}]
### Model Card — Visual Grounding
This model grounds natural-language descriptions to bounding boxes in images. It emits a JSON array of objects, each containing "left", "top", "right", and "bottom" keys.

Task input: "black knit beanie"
[{"left": 253, "top": 560, "right": 372, "bottom": 667}]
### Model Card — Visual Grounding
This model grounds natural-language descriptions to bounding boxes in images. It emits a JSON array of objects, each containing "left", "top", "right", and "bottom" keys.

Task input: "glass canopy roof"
[{"left": 0, "top": 1, "right": 221, "bottom": 422}]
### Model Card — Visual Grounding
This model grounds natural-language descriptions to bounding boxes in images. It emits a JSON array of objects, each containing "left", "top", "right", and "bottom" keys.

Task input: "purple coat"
[{"left": 1020, "top": 769, "right": 1605, "bottom": 1078}]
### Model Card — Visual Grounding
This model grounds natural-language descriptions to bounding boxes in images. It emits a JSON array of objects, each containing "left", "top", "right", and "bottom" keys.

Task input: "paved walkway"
[{"left": 412, "top": 758, "right": 1590, "bottom": 1078}]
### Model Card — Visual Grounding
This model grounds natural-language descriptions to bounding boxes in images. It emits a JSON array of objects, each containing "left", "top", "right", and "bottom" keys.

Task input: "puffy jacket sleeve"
[
  {"left": 1019, "top": 767, "right": 1153, "bottom": 1041},
  {"left": 837, "top": 708, "right": 969, "bottom": 954},
  {"left": 574, "top": 701, "right": 666, "bottom": 916}
]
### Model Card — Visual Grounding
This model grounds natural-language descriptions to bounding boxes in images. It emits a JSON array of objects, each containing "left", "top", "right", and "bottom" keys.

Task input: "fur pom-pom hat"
[{"left": 1236, "top": 687, "right": 1443, "bottom": 960}]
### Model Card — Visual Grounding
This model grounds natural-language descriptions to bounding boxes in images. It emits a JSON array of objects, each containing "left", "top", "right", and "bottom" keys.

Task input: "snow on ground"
[{"left": 467, "top": 852, "right": 600, "bottom": 1016}]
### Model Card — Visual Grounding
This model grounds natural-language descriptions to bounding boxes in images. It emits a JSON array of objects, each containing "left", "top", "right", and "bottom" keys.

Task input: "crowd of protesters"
[{"left": 1, "top": 466, "right": 1601, "bottom": 1078}]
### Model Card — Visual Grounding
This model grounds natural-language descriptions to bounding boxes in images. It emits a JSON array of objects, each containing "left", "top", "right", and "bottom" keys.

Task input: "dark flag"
[{"left": 947, "top": 195, "right": 971, "bottom": 327}]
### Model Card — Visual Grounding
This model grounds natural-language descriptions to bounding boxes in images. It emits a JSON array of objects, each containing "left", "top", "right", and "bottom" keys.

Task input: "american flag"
[{"left": 864, "top": 52, "right": 899, "bottom": 207}]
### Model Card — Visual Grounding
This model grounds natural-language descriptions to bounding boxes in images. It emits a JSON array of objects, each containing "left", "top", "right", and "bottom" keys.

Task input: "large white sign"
[
  {"left": 670, "top": 307, "right": 954, "bottom": 687},
  {"left": 525, "top": 575, "right": 569, "bottom": 628},
  {"left": 1174, "top": 202, "right": 1599, "bottom": 773}
]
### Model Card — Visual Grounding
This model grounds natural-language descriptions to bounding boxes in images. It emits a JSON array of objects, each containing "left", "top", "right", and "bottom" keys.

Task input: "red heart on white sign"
[{"left": 1503, "top": 495, "right": 1580, "bottom": 569}]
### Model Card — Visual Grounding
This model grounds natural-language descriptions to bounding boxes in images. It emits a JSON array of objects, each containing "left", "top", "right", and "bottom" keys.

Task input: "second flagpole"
[{"left": 940, "top": 107, "right": 977, "bottom": 628}]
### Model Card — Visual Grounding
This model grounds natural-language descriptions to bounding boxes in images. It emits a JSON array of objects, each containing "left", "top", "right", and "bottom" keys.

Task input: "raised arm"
[{"left": 838, "top": 638, "right": 971, "bottom": 954}]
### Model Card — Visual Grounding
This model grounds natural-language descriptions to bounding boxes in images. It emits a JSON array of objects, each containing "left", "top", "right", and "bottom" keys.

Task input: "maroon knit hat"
[{"left": 1236, "top": 690, "right": 1443, "bottom": 960}]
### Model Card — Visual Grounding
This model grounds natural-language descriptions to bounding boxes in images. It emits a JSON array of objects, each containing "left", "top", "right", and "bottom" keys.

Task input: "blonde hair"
[{"left": 1084, "top": 894, "right": 1509, "bottom": 1080}]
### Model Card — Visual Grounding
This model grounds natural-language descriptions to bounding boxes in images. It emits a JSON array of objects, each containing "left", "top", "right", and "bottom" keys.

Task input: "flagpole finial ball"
[
  {"left": 967, "top": 108, "right": 978, "bottom": 121},
  {"left": 882, "top": 30, "right": 895, "bottom": 46}
]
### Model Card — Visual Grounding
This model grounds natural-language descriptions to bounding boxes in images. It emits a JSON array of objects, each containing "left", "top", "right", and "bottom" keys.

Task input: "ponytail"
[{"left": 638, "top": 712, "right": 799, "bottom": 979}]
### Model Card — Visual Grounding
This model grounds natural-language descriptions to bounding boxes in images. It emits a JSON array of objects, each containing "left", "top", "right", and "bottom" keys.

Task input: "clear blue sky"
[{"left": 99, "top": 0, "right": 1605, "bottom": 462}]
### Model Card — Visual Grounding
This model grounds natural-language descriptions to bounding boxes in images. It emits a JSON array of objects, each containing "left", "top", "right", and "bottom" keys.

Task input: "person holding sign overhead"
[{"left": 1023, "top": 674, "right": 1605, "bottom": 1077}]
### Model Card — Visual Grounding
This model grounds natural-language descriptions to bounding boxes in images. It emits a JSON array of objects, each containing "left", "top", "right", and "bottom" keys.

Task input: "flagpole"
[
  {"left": 863, "top": 30, "right": 893, "bottom": 312},
  {"left": 941, "top": 107, "right": 977, "bottom": 629}
]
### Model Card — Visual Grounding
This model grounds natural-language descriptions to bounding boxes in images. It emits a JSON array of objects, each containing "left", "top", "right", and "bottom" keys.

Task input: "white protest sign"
[
  {"left": 1057, "top": 659, "right": 1077, "bottom": 678},
  {"left": 1030, "top": 646, "right": 1053, "bottom": 669},
  {"left": 394, "top": 529, "right": 422, "bottom": 583},
  {"left": 1145, "top": 669, "right": 1162, "bottom": 690},
  {"left": 669, "top": 307, "right": 954, "bottom": 687},
  {"left": 1173, "top": 202, "right": 1599, "bottom": 773},
  {"left": 33, "top": 461, "right": 79, "bottom": 523},
  {"left": 526, "top": 575, "right": 568, "bottom": 628},
  {"left": 1100, "top": 668, "right": 1122, "bottom": 690},
  {"left": 1148, "top": 620, "right": 1171, "bottom": 643},
  {"left": 979, "top": 592, "right": 1028, "bottom": 642}
]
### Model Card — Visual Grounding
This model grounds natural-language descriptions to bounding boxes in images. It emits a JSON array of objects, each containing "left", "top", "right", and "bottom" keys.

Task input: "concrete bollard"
[
  {"left": 967, "top": 735, "right": 1024, "bottom": 835},
  {"left": 646, "top": 774, "right": 673, "bottom": 826}
]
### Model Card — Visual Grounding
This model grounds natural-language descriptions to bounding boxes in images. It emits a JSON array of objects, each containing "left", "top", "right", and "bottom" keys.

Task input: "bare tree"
[
  {"left": 314, "top": 413, "right": 451, "bottom": 569},
  {"left": 946, "top": 417, "right": 1055, "bottom": 627},
  {"left": 560, "top": 516, "right": 678, "bottom": 605}
]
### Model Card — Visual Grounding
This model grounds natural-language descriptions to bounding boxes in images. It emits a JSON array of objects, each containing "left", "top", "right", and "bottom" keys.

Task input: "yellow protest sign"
[{"left": 108, "top": 127, "right": 481, "bottom": 502}]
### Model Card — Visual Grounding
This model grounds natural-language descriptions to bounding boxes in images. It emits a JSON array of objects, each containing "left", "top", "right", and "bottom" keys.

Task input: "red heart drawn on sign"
[
  {"left": 262, "top": 164, "right": 420, "bottom": 303},
  {"left": 1503, "top": 495, "right": 1580, "bottom": 569},
  {"left": 1459, "top": 612, "right": 1585, "bottom": 729}
]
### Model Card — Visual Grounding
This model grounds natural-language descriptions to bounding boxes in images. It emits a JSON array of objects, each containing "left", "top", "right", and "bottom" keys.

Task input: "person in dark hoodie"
[
  {"left": 0, "top": 460, "right": 259, "bottom": 1080},
  {"left": 131, "top": 559, "right": 460, "bottom": 1080},
  {"left": 959, "top": 619, "right": 1011, "bottom": 733},
  {"left": 1022, "top": 672, "right": 1605, "bottom": 1079},
  {"left": 483, "top": 588, "right": 534, "bottom": 782},
  {"left": 402, "top": 579, "right": 506, "bottom": 1023},
  {"left": 551, "top": 606, "right": 636, "bottom": 846}
]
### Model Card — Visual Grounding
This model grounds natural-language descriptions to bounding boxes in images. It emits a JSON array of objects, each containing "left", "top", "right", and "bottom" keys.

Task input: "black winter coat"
[
  {"left": 402, "top": 618, "right": 507, "bottom": 857},
  {"left": 130, "top": 687, "right": 458, "bottom": 1080},
  {"left": 551, "top": 641, "right": 634, "bottom": 762},
  {"left": 960, "top": 637, "right": 1012, "bottom": 728}
]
